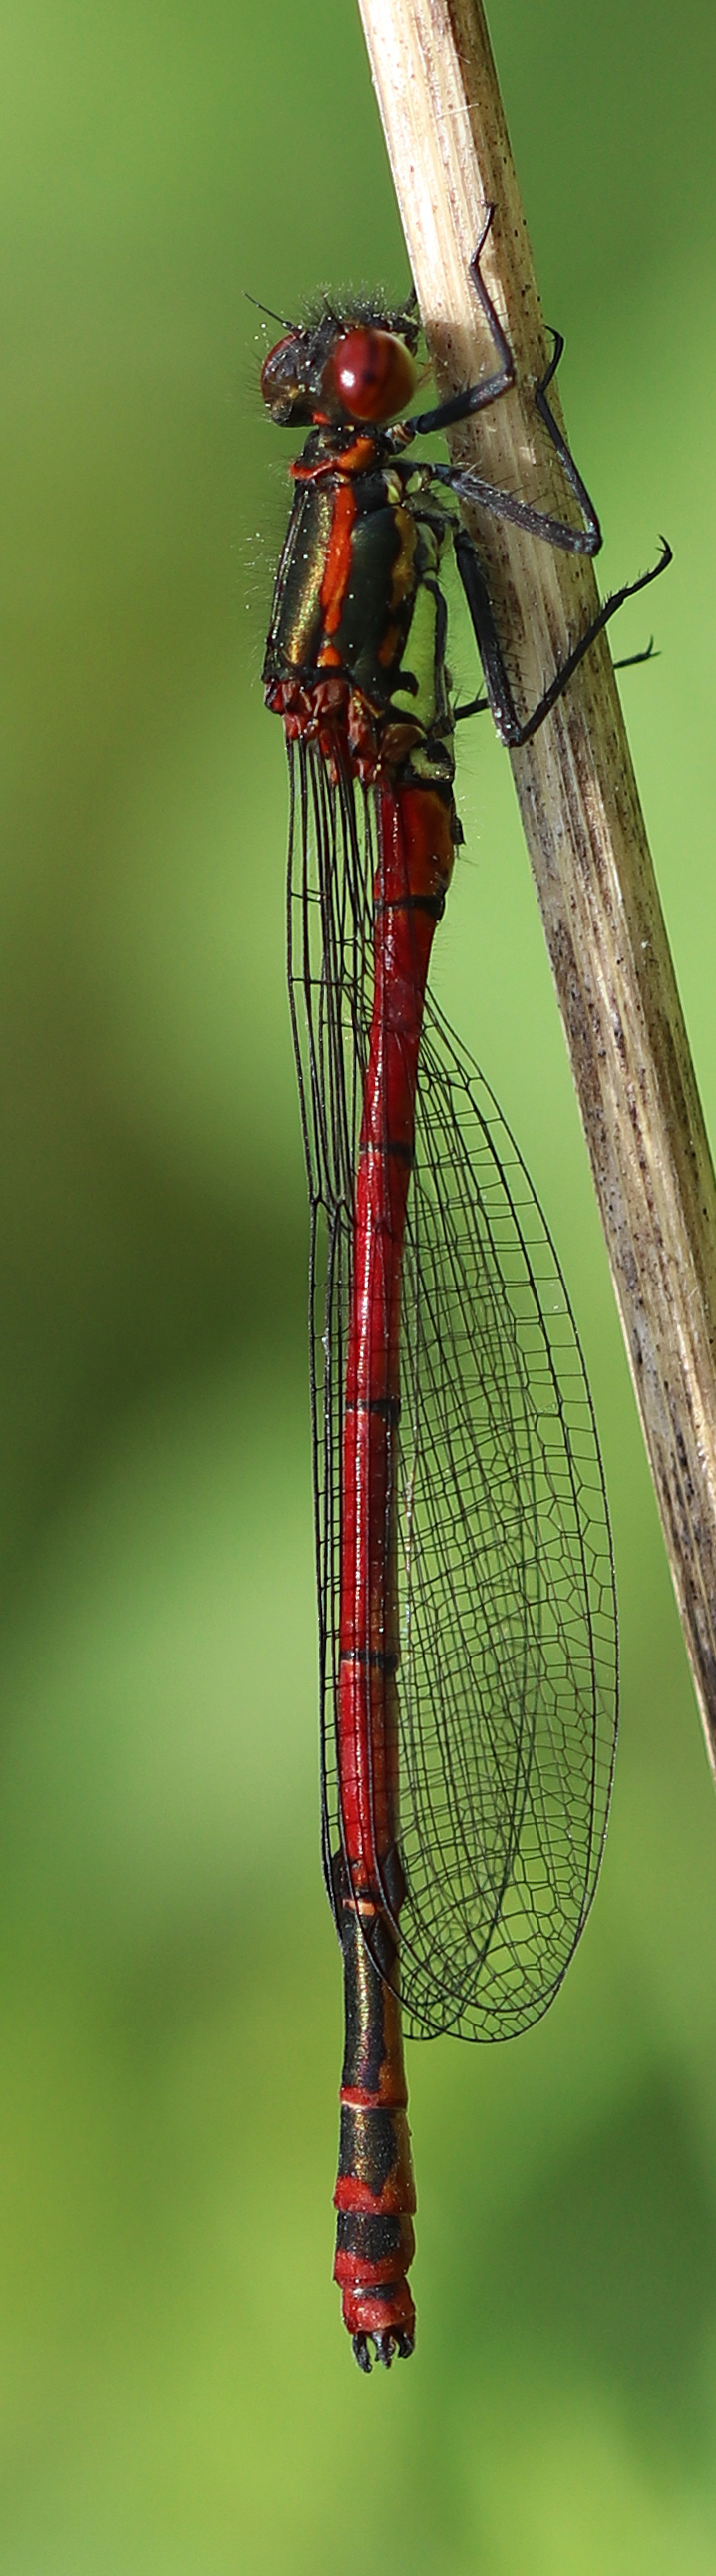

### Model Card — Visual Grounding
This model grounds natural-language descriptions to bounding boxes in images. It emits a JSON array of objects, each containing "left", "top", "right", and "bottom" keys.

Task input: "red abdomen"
[{"left": 334, "top": 779, "right": 455, "bottom": 2365}]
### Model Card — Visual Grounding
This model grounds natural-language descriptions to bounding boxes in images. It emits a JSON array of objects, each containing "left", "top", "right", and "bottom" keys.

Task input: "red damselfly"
[{"left": 260, "top": 207, "right": 670, "bottom": 2372}]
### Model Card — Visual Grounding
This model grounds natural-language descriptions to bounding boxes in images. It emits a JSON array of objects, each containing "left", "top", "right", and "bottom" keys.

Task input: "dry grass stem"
[{"left": 356, "top": 0, "right": 716, "bottom": 1766}]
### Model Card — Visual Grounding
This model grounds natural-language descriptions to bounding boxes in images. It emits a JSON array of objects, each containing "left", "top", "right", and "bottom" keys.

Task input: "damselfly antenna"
[{"left": 244, "top": 290, "right": 295, "bottom": 330}]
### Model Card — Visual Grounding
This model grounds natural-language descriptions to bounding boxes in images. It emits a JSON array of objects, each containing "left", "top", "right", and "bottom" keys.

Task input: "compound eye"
[
  {"left": 322, "top": 328, "right": 418, "bottom": 424},
  {"left": 260, "top": 334, "right": 300, "bottom": 410}
]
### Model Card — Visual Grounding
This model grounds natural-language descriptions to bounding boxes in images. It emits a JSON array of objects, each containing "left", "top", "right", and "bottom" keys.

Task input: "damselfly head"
[{"left": 260, "top": 302, "right": 421, "bottom": 430}]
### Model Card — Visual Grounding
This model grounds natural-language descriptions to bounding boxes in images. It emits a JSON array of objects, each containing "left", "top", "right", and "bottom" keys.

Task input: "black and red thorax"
[{"left": 261, "top": 299, "right": 456, "bottom": 803}]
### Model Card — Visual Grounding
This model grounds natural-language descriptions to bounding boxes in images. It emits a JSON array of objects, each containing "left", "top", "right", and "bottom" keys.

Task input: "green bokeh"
[{"left": 1, "top": 2, "right": 715, "bottom": 2566}]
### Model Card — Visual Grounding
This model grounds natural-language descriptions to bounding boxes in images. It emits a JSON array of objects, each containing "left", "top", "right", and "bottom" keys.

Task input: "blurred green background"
[{"left": 0, "top": 1, "right": 715, "bottom": 2567}]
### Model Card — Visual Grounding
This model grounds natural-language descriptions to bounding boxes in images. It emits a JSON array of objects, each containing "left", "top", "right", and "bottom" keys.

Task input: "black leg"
[
  {"left": 401, "top": 205, "right": 516, "bottom": 441},
  {"left": 435, "top": 329, "right": 601, "bottom": 557},
  {"left": 454, "top": 525, "right": 672, "bottom": 749},
  {"left": 434, "top": 457, "right": 599, "bottom": 553},
  {"left": 612, "top": 638, "right": 658, "bottom": 673},
  {"left": 454, "top": 693, "right": 490, "bottom": 723},
  {"left": 400, "top": 219, "right": 599, "bottom": 571},
  {"left": 533, "top": 331, "right": 601, "bottom": 546},
  {"left": 453, "top": 529, "right": 522, "bottom": 743}
]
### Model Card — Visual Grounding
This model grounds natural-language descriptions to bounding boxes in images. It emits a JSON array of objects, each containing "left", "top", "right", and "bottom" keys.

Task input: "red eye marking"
[{"left": 322, "top": 328, "right": 418, "bottom": 425}]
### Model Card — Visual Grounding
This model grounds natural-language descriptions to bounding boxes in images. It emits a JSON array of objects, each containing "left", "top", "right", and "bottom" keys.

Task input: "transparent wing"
[
  {"left": 395, "top": 1007, "right": 617, "bottom": 2037},
  {"left": 287, "top": 738, "right": 617, "bottom": 2043}
]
